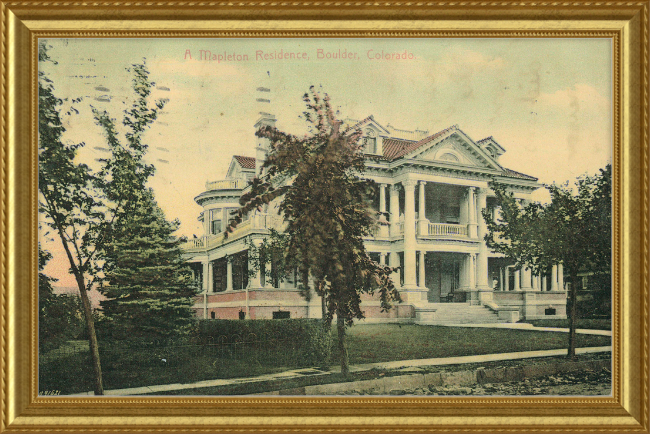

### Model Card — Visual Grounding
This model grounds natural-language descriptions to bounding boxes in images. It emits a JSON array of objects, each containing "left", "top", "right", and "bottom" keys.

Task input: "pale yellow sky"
[{"left": 40, "top": 38, "right": 612, "bottom": 286}]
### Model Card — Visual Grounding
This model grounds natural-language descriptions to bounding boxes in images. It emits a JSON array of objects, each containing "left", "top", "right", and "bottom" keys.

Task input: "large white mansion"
[{"left": 181, "top": 114, "right": 568, "bottom": 324}]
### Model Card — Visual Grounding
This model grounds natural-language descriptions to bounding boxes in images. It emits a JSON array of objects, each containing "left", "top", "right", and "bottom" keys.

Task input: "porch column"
[
  {"left": 514, "top": 269, "right": 521, "bottom": 291},
  {"left": 476, "top": 188, "right": 489, "bottom": 289},
  {"left": 499, "top": 267, "right": 505, "bottom": 291},
  {"left": 379, "top": 253, "right": 386, "bottom": 266},
  {"left": 389, "top": 184, "right": 400, "bottom": 237},
  {"left": 207, "top": 261, "right": 214, "bottom": 293},
  {"left": 389, "top": 251, "right": 401, "bottom": 288},
  {"left": 542, "top": 273, "right": 547, "bottom": 291},
  {"left": 558, "top": 263, "right": 565, "bottom": 291},
  {"left": 402, "top": 180, "right": 418, "bottom": 289},
  {"left": 521, "top": 267, "right": 532, "bottom": 290},
  {"left": 418, "top": 181, "right": 427, "bottom": 236},
  {"left": 467, "top": 187, "right": 478, "bottom": 238},
  {"left": 551, "top": 265, "right": 558, "bottom": 291},
  {"left": 419, "top": 251, "right": 426, "bottom": 289},
  {"left": 532, "top": 272, "right": 539, "bottom": 290},
  {"left": 249, "top": 241, "right": 263, "bottom": 289},
  {"left": 202, "top": 261, "right": 210, "bottom": 293},
  {"left": 504, "top": 267, "right": 510, "bottom": 291},
  {"left": 467, "top": 254, "right": 476, "bottom": 289},
  {"left": 379, "top": 184, "right": 387, "bottom": 214},
  {"left": 226, "top": 258, "right": 233, "bottom": 291},
  {"left": 379, "top": 184, "right": 389, "bottom": 237}
]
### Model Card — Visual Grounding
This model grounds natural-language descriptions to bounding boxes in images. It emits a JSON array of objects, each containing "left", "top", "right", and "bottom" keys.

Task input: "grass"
[
  {"left": 525, "top": 318, "right": 611, "bottom": 330},
  {"left": 339, "top": 324, "right": 610, "bottom": 365},
  {"left": 39, "top": 324, "right": 611, "bottom": 395}
]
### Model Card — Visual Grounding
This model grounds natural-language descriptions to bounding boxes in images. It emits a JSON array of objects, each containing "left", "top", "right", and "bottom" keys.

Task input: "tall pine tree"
[
  {"left": 93, "top": 61, "right": 197, "bottom": 345},
  {"left": 100, "top": 189, "right": 197, "bottom": 344}
]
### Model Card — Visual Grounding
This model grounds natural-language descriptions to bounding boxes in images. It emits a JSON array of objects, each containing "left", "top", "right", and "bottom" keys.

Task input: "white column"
[
  {"left": 418, "top": 181, "right": 427, "bottom": 236},
  {"left": 389, "top": 184, "right": 400, "bottom": 237},
  {"left": 551, "top": 265, "right": 558, "bottom": 291},
  {"left": 226, "top": 259, "right": 233, "bottom": 291},
  {"left": 542, "top": 273, "right": 547, "bottom": 291},
  {"left": 521, "top": 267, "right": 532, "bottom": 290},
  {"left": 419, "top": 251, "right": 426, "bottom": 289},
  {"left": 499, "top": 267, "right": 505, "bottom": 291},
  {"left": 514, "top": 269, "right": 521, "bottom": 291},
  {"left": 467, "top": 187, "right": 478, "bottom": 238},
  {"left": 558, "top": 263, "right": 565, "bottom": 291},
  {"left": 249, "top": 241, "right": 263, "bottom": 289},
  {"left": 467, "top": 254, "right": 476, "bottom": 289},
  {"left": 476, "top": 188, "right": 489, "bottom": 289},
  {"left": 207, "top": 261, "right": 214, "bottom": 293},
  {"left": 390, "top": 251, "right": 401, "bottom": 288},
  {"left": 532, "top": 272, "right": 538, "bottom": 290},
  {"left": 202, "top": 261, "right": 209, "bottom": 293},
  {"left": 504, "top": 267, "right": 510, "bottom": 291},
  {"left": 379, "top": 184, "right": 389, "bottom": 238},
  {"left": 402, "top": 180, "right": 417, "bottom": 289}
]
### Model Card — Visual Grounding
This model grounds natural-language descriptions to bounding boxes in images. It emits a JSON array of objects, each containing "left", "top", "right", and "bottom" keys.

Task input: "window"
[
  {"left": 210, "top": 311, "right": 216, "bottom": 319},
  {"left": 239, "top": 310, "right": 246, "bottom": 320},
  {"left": 273, "top": 311, "right": 290, "bottom": 319},
  {"left": 582, "top": 276, "right": 589, "bottom": 290},
  {"left": 439, "top": 152, "right": 460, "bottom": 162},
  {"left": 209, "top": 208, "right": 222, "bottom": 235},
  {"left": 363, "top": 129, "right": 377, "bottom": 153},
  {"left": 545, "top": 307, "right": 556, "bottom": 316}
]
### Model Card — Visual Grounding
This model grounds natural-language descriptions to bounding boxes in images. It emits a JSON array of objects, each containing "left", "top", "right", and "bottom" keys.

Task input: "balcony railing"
[
  {"left": 427, "top": 222, "right": 467, "bottom": 237},
  {"left": 205, "top": 179, "right": 247, "bottom": 191}
]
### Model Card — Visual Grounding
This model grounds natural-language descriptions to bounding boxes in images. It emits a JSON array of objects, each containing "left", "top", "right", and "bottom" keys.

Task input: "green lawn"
[
  {"left": 525, "top": 318, "right": 611, "bottom": 330},
  {"left": 39, "top": 324, "right": 611, "bottom": 395},
  {"left": 340, "top": 324, "right": 611, "bottom": 365}
]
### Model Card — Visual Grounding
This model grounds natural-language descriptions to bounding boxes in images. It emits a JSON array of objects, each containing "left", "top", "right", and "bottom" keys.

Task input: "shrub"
[{"left": 191, "top": 319, "right": 331, "bottom": 367}]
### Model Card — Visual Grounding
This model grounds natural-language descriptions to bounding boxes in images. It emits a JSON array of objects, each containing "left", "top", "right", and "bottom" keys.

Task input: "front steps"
[{"left": 415, "top": 302, "right": 502, "bottom": 325}]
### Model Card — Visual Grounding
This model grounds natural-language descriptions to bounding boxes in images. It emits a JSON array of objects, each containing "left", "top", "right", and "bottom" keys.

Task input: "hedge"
[{"left": 191, "top": 319, "right": 332, "bottom": 367}]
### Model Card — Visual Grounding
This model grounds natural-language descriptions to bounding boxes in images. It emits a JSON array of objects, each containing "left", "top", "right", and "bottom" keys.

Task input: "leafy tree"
[
  {"left": 39, "top": 245, "right": 85, "bottom": 352},
  {"left": 484, "top": 165, "right": 611, "bottom": 358},
  {"left": 99, "top": 189, "right": 197, "bottom": 344},
  {"left": 38, "top": 43, "right": 107, "bottom": 394},
  {"left": 228, "top": 87, "right": 401, "bottom": 375},
  {"left": 93, "top": 63, "right": 197, "bottom": 346}
]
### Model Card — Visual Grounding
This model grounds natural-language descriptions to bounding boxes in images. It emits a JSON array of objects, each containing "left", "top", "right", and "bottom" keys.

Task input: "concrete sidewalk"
[
  {"left": 433, "top": 323, "right": 612, "bottom": 337},
  {"left": 72, "top": 345, "right": 611, "bottom": 396}
]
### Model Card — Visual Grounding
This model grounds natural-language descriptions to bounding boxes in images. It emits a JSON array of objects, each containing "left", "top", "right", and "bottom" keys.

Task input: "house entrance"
[{"left": 425, "top": 252, "right": 464, "bottom": 303}]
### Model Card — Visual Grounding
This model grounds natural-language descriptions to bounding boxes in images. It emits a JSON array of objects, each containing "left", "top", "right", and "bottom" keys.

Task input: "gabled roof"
[
  {"left": 383, "top": 125, "right": 459, "bottom": 161},
  {"left": 233, "top": 155, "right": 256, "bottom": 170},
  {"left": 502, "top": 168, "right": 538, "bottom": 181},
  {"left": 345, "top": 115, "right": 391, "bottom": 135}
]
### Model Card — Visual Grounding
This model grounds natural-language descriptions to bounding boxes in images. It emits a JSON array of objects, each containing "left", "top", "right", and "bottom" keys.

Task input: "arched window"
[
  {"left": 363, "top": 129, "right": 377, "bottom": 153},
  {"left": 439, "top": 152, "right": 460, "bottom": 163}
]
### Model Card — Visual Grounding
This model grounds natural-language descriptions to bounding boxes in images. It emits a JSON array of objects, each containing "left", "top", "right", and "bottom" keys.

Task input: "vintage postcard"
[{"left": 36, "top": 37, "right": 614, "bottom": 399}]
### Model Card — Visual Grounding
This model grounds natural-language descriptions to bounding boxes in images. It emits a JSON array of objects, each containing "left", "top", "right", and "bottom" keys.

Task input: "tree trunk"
[
  {"left": 336, "top": 311, "right": 349, "bottom": 376},
  {"left": 75, "top": 274, "right": 104, "bottom": 395},
  {"left": 567, "top": 270, "right": 578, "bottom": 359}
]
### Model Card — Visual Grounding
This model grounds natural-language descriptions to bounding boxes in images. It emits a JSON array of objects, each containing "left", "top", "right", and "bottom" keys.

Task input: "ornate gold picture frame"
[{"left": 3, "top": 2, "right": 648, "bottom": 432}]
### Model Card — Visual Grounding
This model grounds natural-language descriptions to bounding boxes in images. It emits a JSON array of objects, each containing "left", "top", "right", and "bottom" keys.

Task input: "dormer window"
[{"left": 363, "top": 129, "right": 377, "bottom": 153}]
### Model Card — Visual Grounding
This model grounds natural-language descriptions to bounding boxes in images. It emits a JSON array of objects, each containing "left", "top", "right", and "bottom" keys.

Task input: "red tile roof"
[
  {"left": 502, "top": 168, "right": 538, "bottom": 181},
  {"left": 233, "top": 155, "right": 256, "bottom": 169},
  {"left": 383, "top": 125, "right": 457, "bottom": 161}
]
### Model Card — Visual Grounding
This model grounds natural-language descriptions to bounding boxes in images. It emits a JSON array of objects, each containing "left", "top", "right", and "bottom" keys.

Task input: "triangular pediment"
[{"left": 407, "top": 128, "right": 503, "bottom": 171}]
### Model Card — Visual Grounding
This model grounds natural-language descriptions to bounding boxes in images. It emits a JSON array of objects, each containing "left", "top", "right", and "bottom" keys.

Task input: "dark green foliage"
[
  {"left": 38, "top": 41, "right": 106, "bottom": 394},
  {"left": 227, "top": 87, "right": 401, "bottom": 374},
  {"left": 99, "top": 190, "right": 198, "bottom": 344},
  {"left": 192, "top": 319, "right": 332, "bottom": 366},
  {"left": 38, "top": 246, "right": 85, "bottom": 352},
  {"left": 483, "top": 165, "right": 612, "bottom": 357}
]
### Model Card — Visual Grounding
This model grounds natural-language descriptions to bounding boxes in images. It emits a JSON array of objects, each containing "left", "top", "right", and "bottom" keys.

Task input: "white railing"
[
  {"left": 427, "top": 223, "right": 468, "bottom": 237},
  {"left": 205, "top": 179, "right": 247, "bottom": 191}
]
